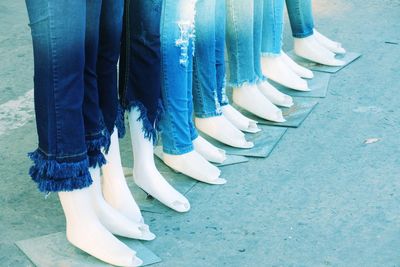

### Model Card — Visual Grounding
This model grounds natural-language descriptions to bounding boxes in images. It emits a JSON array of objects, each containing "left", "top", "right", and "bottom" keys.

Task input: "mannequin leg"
[
  {"left": 128, "top": 108, "right": 191, "bottom": 212},
  {"left": 221, "top": 105, "right": 261, "bottom": 133},
  {"left": 313, "top": 29, "right": 346, "bottom": 54},
  {"left": 89, "top": 167, "right": 155, "bottom": 240},
  {"left": 102, "top": 128, "right": 145, "bottom": 223},
  {"left": 59, "top": 186, "right": 142, "bottom": 267},
  {"left": 286, "top": 0, "right": 345, "bottom": 65},
  {"left": 159, "top": 0, "right": 225, "bottom": 184},
  {"left": 193, "top": 0, "right": 252, "bottom": 149},
  {"left": 281, "top": 50, "right": 314, "bottom": 79},
  {"left": 226, "top": 0, "right": 285, "bottom": 122},
  {"left": 260, "top": 0, "right": 309, "bottom": 91}
]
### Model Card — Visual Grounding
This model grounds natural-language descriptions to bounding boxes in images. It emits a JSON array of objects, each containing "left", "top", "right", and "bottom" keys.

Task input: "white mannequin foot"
[
  {"left": 90, "top": 167, "right": 155, "bottom": 241},
  {"left": 195, "top": 115, "right": 254, "bottom": 148},
  {"left": 192, "top": 136, "right": 227, "bottom": 164},
  {"left": 232, "top": 84, "right": 285, "bottom": 122},
  {"left": 257, "top": 80, "right": 294, "bottom": 107},
  {"left": 281, "top": 51, "right": 314, "bottom": 79},
  {"left": 128, "top": 109, "right": 190, "bottom": 213},
  {"left": 102, "top": 127, "right": 144, "bottom": 224},
  {"left": 59, "top": 188, "right": 142, "bottom": 267},
  {"left": 162, "top": 150, "right": 226, "bottom": 185},
  {"left": 314, "top": 29, "right": 346, "bottom": 54},
  {"left": 294, "top": 35, "right": 345, "bottom": 66},
  {"left": 261, "top": 55, "right": 309, "bottom": 91},
  {"left": 221, "top": 105, "right": 260, "bottom": 133}
]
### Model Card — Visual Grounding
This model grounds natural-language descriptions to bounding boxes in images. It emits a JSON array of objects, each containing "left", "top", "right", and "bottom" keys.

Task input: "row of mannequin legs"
[{"left": 25, "top": 0, "right": 346, "bottom": 266}]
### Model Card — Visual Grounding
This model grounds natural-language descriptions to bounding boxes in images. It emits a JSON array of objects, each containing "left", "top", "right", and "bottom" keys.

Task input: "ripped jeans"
[
  {"left": 226, "top": 0, "right": 265, "bottom": 87},
  {"left": 159, "top": 0, "right": 198, "bottom": 155},
  {"left": 285, "top": 0, "right": 314, "bottom": 38},
  {"left": 192, "top": 0, "right": 229, "bottom": 119}
]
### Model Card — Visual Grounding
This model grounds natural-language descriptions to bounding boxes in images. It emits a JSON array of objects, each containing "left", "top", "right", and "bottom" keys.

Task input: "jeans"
[
  {"left": 98, "top": 0, "right": 125, "bottom": 139},
  {"left": 25, "top": 0, "right": 123, "bottom": 192},
  {"left": 225, "top": 0, "right": 264, "bottom": 87},
  {"left": 261, "top": 0, "right": 285, "bottom": 56},
  {"left": 192, "top": 0, "right": 229, "bottom": 118},
  {"left": 286, "top": 0, "right": 314, "bottom": 38},
  {"left": 159, "top": 0, "right": 198, "bottom": 155},
  {"left": 119, "top": 0, "right": 163, "bottom": 142}
]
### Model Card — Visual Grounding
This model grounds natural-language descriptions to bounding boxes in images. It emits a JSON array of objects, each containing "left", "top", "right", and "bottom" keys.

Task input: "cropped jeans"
[
  {"left": 25, "top": 0, "right": 123, "bottom": 193},
  {"left": 159, "top": 0, "right": 198, "bottom": 155},
  {"left": 226, "top": 0, "right": 264, "bottom": 87},
  {"left": 119, "top": 0, "right": 163, "bottom": 142},
  {"left": 261, "top": 0, "right": 285, "bottom": 56},
  {"left": 192, "top": 0, "right": 229, "bottom": 118},
  {"left": 285, "top": 0, "right": 314, "bottom": 38}
]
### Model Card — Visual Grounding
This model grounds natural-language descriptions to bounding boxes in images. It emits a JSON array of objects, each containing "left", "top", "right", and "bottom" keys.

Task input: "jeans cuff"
[
  {"left": 126, "top": 99, "right": 164, "bottom": 145},
  {"left": 261, "top": 51, "right": 281, "bottom": 57},
  {"left": 293, "top": 30, "right": 314, "bottom": 38},
  {"left": 227, "top": 77, "right": 260, "bottom": 88},
  {"left": 194, "top": 111, "right": 223, "bottom": 118},
  {"left": 162, "top": 144, "right": 194, "bottom": 155},
  {"left": 28, "top": 149, "right": 92, "bottom": 193}
]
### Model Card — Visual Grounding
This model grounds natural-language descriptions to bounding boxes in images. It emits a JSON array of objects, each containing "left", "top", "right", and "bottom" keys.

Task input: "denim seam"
[
  {"left": 162, "top": 143, "right": 194, "bottom": 156},
  {"left": 37, "top": 147, "right": 87, "bottom": 159},
  {"left": 47, "top": 1, "right": 62, "bottom": 157},
  {"left": 194, "top": 111, "right": 222, "bottom": 118},
  {"left": 227, "top": 76, "right": 260, "bottom": 88},
  {"left": 293, "top": 30, "right": 314, "bottom": 38}
]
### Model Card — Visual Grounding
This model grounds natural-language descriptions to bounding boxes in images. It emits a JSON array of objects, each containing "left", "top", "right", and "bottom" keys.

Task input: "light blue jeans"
[
  {"left": 261, "top": 0, "right": 285, "bottom": 56},
  {"left": 226, "top": 0, "right": 264, "bottom": 87},
  {"left": 192, "top": 0, "right": 229, "bottom": 118},
  {"left": 286, "top": 0, "right": 314, "bottom": 38},
  {"left": 159, "top": 0, "right": 198, "bottom": 155}
]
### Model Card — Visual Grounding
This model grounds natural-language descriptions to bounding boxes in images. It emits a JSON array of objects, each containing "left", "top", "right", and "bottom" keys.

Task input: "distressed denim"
[
  {"left": 159, "top": 0, "right": 198, "bottom": 155},
  {"left": 286, "top": 0, "right": 314, "bottom": 38},
  {"left": 192, "top": 0, "right": 229, "bottom": 118},
  {"left": 119, "top": 0, "right": 163, "bottom": 142},
  {"left": 25, "top": 0, "right": 122, "bottom": 192},
  {"left": 98, "top": 0, "right": 125, "bottom": 139},
  {"left": 226, "top": 0, "right": 265, "bottom": 87},
  {"left": 261, "top": 0, "right": 285, "bottom": 56}
]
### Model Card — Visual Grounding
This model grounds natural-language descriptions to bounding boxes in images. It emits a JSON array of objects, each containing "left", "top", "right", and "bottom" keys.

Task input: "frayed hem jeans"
[{"left": 25, "top": 0, "right": 124, "bottom": 193}]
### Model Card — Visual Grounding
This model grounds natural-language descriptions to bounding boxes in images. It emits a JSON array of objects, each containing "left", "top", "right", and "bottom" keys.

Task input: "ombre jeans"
[
  {"left": 25, "top": 0, "right": 124, "bottom": 192},
  {"left": 158, "top": 0, "right": 198, "bottom": 155},
  {"left": 286, "top": 0, "right": 314, "bottom": 38},
  {"left": 192, "top": 0, "right": 229, "bottom": 119}
]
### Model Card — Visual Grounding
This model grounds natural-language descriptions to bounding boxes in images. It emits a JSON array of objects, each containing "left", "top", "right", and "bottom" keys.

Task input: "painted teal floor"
[{"left": 0, "top": 1, "right": 399, "bottom": 266}]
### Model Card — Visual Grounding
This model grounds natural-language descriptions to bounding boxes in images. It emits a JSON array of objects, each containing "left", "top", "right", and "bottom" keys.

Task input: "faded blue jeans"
[
  {"left": 25, "top": 0, "right": 123, "bottom": 192},
  {"left": 286, "top": 0, "right": 314, "bottom": 38},
  {"left": 159, "top": 0, "right": 198, "bottom": 155},
  {"left": 192, "top": 0, "right": 229, "bottom": 118},
  {"left": 226, "top": 0, "right": 264, "bottom": 87},
  {"left": 261, "top": 0, "right": 285, "bottom": 56}
]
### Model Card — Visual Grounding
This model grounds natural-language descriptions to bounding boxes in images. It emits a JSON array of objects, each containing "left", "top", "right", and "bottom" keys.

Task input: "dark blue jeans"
[
  {"left": 26, "top": 0, "right": 123, "bottom": 193},
  {"left": 286, "top": 0, "right": 314, "bottom": 38},
  {"left": 119, "top": 0, "right": 163, "bottom": 143}
]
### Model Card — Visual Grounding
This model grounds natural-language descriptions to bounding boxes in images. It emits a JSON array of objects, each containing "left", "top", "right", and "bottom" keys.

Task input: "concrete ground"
[{"left": 0, "top": 0, "right": 399, "bottom": 266}]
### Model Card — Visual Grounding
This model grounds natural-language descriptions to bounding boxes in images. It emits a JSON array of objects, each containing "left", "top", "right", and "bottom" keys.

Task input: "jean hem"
[
  {"left": 292, "top": 30, "right": 314, "bottom": 38},
  {"left": 227, "top": 77, "right": 260, "bottom": 88},
  {"left": 261, "top": 52, "right": 281, "bottom": 57},
  {"left": 194, "top": 111, "right": 223, "bottom": 118},
  {"left": 162, "top": 144, "right": 194, "bottom": 155},
  {"left": 28, "top": 149, "right": 92, "bottom": 193},
  {"left": 126, "top": 99, "right": 164, "bottom": 145}
]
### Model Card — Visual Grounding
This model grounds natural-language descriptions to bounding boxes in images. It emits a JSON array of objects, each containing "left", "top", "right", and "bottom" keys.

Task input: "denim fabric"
[
  {"left": 286, "top": 0, "right": 314, "bottom": 38},
  {"left": 192, "top": 0, "right": 228, "bottom": 119},
  {"left": 119, "top": 0, "right": 164, "bottom": 143},
  {"left": 97, "top": 0, "right": 125, "bottom": 140},
  {"left": 226, "top": 0, "right": 264, "bottom": 87},
  {"left": 261, "top": 0, "right": 285, "bottom": 56},
  {"left": 25, "top": 0, "right": 122, "bottom": 192},
  {"left": 159, "top": 0, "right": 198, "bottom": 155}
]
